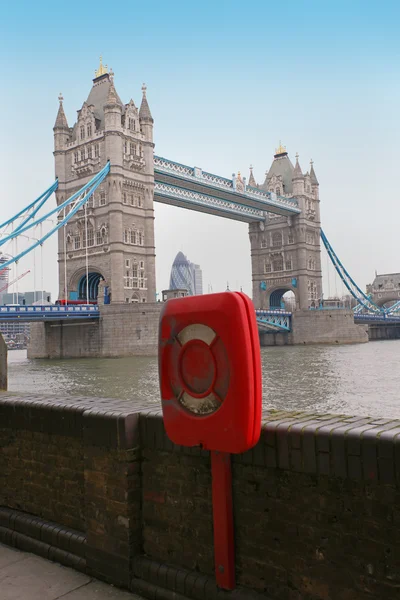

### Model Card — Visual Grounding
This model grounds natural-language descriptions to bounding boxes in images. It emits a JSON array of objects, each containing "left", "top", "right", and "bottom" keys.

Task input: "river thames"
[{"left": 7, "top": 340, "right": 400, "bottom": 418}]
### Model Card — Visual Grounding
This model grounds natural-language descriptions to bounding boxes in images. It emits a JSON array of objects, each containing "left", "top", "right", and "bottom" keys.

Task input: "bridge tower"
[
  {"left": 53, "top": 59, "right": 156, "bottom": 304},
  {"left": 249, "top": 145, "right": 322, "bottom": 310}
]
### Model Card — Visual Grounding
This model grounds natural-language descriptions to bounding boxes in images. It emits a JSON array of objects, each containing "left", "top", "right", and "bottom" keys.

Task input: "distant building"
[
  {"left": 169, "top": 252, "right": 202, "bottom": 296},
  {"left": 191, "top": 264, "right": 203, "bottom": 296},
  {"left": 1, "top": 291, "right": 52, "bottom": 305},
  {"left": 0, "top": 321, "right": 30, "bottom": 340},
  {"left": 162, "top": 289, "right": 188, "bottom": 302},
  {"left": 0, "top": 254, "right": 10, "bottom": 291}
]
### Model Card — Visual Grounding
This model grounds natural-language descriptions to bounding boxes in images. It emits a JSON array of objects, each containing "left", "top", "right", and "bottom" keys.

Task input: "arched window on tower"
[
  {"left": 129, "top": 118, "right": 135, "bottom": 131},
  {"left": 261, "top": 238, "right": 267, "bottom": 248},
  {"left": 87, "top": 228, "right": 94, "bottom": 247},
  {"left": 285, "top": 257, "right": 293, "bottom": 270},
  {"left": 308, "top": 280, "right": 317, "bottom": 301},
  {"left": 87, "top": 123, "right": 92, "bottom": 137},
  {"left": 80, "top": 126, "right": 85, "bottom": 140},
  {"left": 273, "top": 256, "right": 284, "bottom": 272},
  {"left": 74, "top": 151, "right": 78, "bottom": 163},
  {"left": 264, "top": 262, "right": 272, "bottom": 273},
  {"left": 87, "top": 146, "right": 92, "bottom": 159},
  {"left": 275, "top": 186, "right": 280, "bottom": 195},
  {"left": 288, "top": 230, "right": 294, "bottom": 244},
  {"left": 272, "top": 231, "right": 282, "bottom": 247},
  {"left": 80, "top": 148, "right": 85, "bottom": 161}
]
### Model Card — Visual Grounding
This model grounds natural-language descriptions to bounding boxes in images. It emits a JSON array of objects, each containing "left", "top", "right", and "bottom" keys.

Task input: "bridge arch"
[
  {"left": 78, "top": 272, "right": 103, "bottom": 301},
  {"left": 68, "top": 267, "right": 106, "bottom": 302},
  {"left": 267, "top": 286, "right": 298, "bottom": 310}
]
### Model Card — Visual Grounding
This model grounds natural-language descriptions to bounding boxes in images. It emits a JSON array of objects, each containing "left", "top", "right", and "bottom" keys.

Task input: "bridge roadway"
[
  {"left": 1, "top": 305, "right": 398, "bottom": 334},
  {"left": 153, "top": 156, "right": 301, "bottom": 222},
  {"left": 0, "top": 304, "right": 99, "bottom": 321}
]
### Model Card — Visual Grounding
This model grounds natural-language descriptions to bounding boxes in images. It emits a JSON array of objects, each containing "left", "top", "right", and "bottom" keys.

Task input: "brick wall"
[
  {"left": 0, "top": 395, "right": 144, "bottom": 586},
  {"left": 139, "top": 410, "right": 400, "bottom": 600},
  {"left": 1, "top": 396, "right": 400, "bottom": 599}
]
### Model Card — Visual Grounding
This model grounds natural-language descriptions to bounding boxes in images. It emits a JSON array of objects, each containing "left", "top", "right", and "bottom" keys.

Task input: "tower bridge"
[{"left": 1, "top": 59, "right": 391, "bottom": 356}]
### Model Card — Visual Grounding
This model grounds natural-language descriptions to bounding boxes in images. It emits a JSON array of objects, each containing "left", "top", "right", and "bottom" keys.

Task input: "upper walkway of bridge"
[{"left": 153, "top": 155, "right": 301, "bottom": 222}]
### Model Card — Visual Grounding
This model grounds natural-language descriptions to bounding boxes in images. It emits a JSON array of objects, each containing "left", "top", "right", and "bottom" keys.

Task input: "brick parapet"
[
  {"left": 1, "top": 396, "right": 400, "bottom": 599},
  {"left": 0, "top": 394, "right": 145, "bottom": 588},
  {"left": 139, "top": 408, "right": 400, "bottom": 484}
]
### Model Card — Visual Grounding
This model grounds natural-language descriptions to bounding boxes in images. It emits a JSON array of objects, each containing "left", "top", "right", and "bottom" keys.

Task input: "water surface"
[{"left": 7, "top": 340, "right": 400, "bottom": 418}]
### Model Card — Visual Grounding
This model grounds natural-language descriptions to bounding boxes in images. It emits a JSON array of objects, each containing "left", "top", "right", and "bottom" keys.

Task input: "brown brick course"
[{"left": 1, "top": 397, "right": 400, "bottom": 599}]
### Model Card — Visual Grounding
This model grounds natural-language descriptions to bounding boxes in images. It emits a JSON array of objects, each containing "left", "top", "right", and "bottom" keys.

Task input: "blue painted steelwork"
[
  {"left": 321, "top": 230, "right": 384, "bottom": 315},
  {"left": 0, "top": 180, "right": 58, "bottom": 232},
  {"left": 383, "top": 300, "right": 400, "bottom": 315},
  {"left": 154, "top": 181, "right": 266, "bottom": 223},
  {"left": 0, "top": 163, "right": 110, "bottom": 271},
  {"left": 354, "top": 313, "right": 400, "bottom": 324},
  {"left": 0, "top": 304, "right": 100, "bottom": 321},
  {"left": 154, "top": 156, "right": 300, "bottom": 217},
  {"left": 255, "top": 309, "right": 292, "bottom": 332},
  {"left": 78, "top": 272, "right": 103, "bottom": 301}
]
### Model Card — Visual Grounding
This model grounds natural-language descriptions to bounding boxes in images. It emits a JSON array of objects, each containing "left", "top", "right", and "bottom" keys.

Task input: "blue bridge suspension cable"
[
  {"left": 0, "top": 162, "right": 110, "bottom": 272},
  {"left": 0, "top": 166, "right": 108, "bottom": 249},
  {"left": 320, "top": 229, "right": 384, "bottom": 314},
  {"left": 0, "top": 180, "right": 58, "bottom": 232}
]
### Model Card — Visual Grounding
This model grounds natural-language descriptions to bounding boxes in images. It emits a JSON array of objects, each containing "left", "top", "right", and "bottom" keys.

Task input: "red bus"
[{"left": 55, "top": 299, "right": 97, "bottom": 306}]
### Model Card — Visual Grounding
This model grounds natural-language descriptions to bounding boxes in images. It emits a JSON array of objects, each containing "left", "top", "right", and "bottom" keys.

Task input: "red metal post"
[{"left": 211, "top": 450, "right": 235, "bottom": 590}]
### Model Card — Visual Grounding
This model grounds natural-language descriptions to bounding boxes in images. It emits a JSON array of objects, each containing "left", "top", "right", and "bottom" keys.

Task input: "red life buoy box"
[{"left": 158, "top": 291, "right": 261, "bottom": 453}]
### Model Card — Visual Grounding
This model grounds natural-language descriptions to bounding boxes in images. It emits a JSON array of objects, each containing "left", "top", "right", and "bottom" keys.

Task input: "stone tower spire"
[
  {"left": 139, "top": 84, "right": 153, "bottom": 145},
  {"left": 310, "top": 159, "right": 319, "bottom": 199},
  {"left": 292, "top": 153, "right": 305, "bottom": 196},
  {"left": 292, "top": 153, "right": 303, "bottom": 179},
  {"left": 54, "top": 93, "right": 69, "bottom": 129},
  {"left": 53, "top": 93, "right": 70, "bottom": 178},
  {"left": 248, "top": 165, "right": 257, "bottom": 187},
  {"left": 139, "top": 84, "right": 153, "bottom": 122},
  {"left": 310, "top": 160, "right": 319, "bottom": 185},
  {"left": 105, "top": 75, "right": 118, "bottom": 106}
]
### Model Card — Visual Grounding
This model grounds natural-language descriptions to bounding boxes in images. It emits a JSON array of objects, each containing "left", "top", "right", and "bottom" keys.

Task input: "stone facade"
[
  {"left": 28, "top": 302, "right": 162, "bottom": 359},
  {"left": 54, "top": 62, "right": 156, "bottom": 304},
  {"left": 366, "top": 272, "right": 400, "bottom": 308},
  {"left": 249, "top": 146, "right": 322, "bottom": 310}
]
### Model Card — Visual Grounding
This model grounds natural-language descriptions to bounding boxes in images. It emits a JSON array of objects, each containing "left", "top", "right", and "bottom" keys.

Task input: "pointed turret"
[
  {"left": 53, "top": 94, "right": 70, "bottom": 161},
  {"left": 310, "top": 160, "right": 319, "bottom": 185},
  {"left": 292, "top": 153, "right": 303, "bottom": 180},
  {"left": 139, "top": 84, "right": 153, "bottom": 122},
  {"left": 105, "top": 75, "right": 118, "bottom": 106},
  {"left": 139, "top": 83, "right": 153, "bottom": 144},
  {"left": 248, "top": 165, "right": 257, "bottom": 187},
  {"left": 104, "top": 68, "right": 122, "bottom": 134},
  {"left": 54, "top": 93, "right": 69, "bottom": 130}
]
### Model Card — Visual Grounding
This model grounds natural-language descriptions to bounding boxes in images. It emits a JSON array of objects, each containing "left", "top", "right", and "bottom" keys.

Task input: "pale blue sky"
[{"left": 0, "top": 0, "right": 399, "bottom": 299}]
